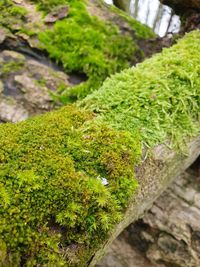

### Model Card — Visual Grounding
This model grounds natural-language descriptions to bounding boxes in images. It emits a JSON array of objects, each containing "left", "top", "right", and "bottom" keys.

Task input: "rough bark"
[
  {"left": 96, "top": 158, "right": 200, "bottom": 267},
  {"left": 89, "top": 139, "right": 200, "bottom": 266},
  {"left": 116, "top": 156, "right": 200, "bottom": 267},
  {"left": 160, "top": 0, "right": 200, "bottom": 11}
]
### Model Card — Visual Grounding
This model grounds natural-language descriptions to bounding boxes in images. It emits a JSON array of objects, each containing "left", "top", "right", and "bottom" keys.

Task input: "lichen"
[
  {"left": 0, "top": 106, "right": 140, "bottom": 266},
  {"left": 81, "top": 30, "right": 200, "bottom": 149}
]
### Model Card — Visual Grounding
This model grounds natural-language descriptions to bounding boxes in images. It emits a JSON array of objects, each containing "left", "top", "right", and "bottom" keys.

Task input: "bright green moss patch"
[
  {"left": 29, "top": 0, "right": 154, "bottom": 102},
  {"left": 36, "top": 0, "right": 137, "bottom": 102},
  {"left": 1, "top": 0, "right": 155, "bottom": 103},
  {"left": 0, "top": 105, "right": 140, "bottom": 266},
  {"left": 82, "top": 31, "right": 200, "bottom": 149}
]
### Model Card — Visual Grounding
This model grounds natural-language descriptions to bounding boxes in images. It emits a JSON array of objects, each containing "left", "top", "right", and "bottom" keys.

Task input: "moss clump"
[
  {"left": 30, "top": 0, "right": 154, "bottom": 102},
  {"left": 81, "top": 31, "right": 200, "bottom": 149},
  {"left": 0, "top": 0, "right": 27, "bottom": 30},
  {"left": 1, "top": 60, "right": 25, "bottom": 75},
  {"left": 0, "top": 105, "right": 140, "bottom": 266},
  {"left": 0, "top": 0, "right": 155, "bottom": 102}
]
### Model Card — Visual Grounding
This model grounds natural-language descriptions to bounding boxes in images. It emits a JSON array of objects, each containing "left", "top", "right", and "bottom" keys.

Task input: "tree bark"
[
  {"left": 97, "top": 158, "right": 200, "bottom": 267},
  {"left": 121, "top": 157, "right": 200, "bottom": 267},
  {"left": 160, "top": 0, "right": 200, "bottom": 14},
  {"left": 90, "top": 139, "right": 200, "bottom": 266}
]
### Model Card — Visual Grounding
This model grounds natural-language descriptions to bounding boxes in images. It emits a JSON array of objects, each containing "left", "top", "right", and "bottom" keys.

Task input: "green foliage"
[
  {"left": 0, "top": 106, "right": 140, "bottom": 266},
  {"left": 82, "top": 31, "right": 200, "bottom": 149},
  {"left": 0, "top": 0, "right": 27, "bottom": 30}
]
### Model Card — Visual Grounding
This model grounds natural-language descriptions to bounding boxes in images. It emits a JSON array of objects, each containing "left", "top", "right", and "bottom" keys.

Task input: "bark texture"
[
  {"left": 161, "top": 0, "right": 200, "bottom": 8},
  {"left": 160, "top": 0, "right": 200, "bottom": 13},
  {"left": 121, "top": 157, "right": 200, "bottom": 267},
  {"left": 96, "top": 158, "right": 200, "bottom": 267}
]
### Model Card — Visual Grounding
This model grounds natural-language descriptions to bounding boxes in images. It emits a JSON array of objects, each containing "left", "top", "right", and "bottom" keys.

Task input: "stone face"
[{"left": 44, "top": 6, "right": 69, "bottom": 23}]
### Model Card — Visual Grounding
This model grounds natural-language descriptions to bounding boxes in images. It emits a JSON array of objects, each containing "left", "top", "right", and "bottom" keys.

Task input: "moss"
[
  {"left": 0, "top": 29, "right": 199, "bottom": 267},
  {"left": 81, "top": 31, "right": 200, "bottom": 149},
  {"left": 28, "top": 0, "right": 154, "bottom": 103},
  {"left": 0, "top": 0, "right": 155, "bottom": 103},
  {"left": 0, "top": 105, "right": 140, "bottom": 266},
  {"left": 1, "top": 60, "right": 25, "bottom": 75},
  {"left": 0, "top": 0, "right": 27, "bottom": 30}
]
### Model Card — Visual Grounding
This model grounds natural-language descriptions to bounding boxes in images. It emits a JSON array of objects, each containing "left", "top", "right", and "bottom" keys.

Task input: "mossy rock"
[
  {"left": 0, "top": 31, "right": 199, "bottom": 266},
  {"left": 0, "top": 0, "right": 155, "bottom": 103}
]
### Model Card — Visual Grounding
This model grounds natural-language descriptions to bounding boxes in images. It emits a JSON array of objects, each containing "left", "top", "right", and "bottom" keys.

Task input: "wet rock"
[{"left": 14, "top": 74, "right": 52, "bottom": 108}]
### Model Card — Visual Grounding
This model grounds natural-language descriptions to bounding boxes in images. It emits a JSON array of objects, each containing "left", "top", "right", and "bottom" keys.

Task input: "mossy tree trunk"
[{"left": 0, "top": 1, "right": 200, "bottom": 267}]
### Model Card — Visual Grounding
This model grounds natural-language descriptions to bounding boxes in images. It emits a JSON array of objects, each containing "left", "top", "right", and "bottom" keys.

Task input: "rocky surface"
[{"left": 0, "top": 49, "right": 70, "bottom": 122}]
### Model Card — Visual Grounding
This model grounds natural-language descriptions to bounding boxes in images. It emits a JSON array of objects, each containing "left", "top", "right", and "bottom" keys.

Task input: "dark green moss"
[
  {"left": 81, "top": 31, "right": 200, "bottom": 149},
  {"left": 0, "top": 106, "right": 140, "bottom": 266}
]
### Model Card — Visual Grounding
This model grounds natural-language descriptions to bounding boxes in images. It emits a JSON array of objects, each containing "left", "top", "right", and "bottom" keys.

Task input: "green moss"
[
  {"left": 1, "top": 60, "right": 25, "bottom": 75},
  {"left": 0, "top": 0, "right": 155, "bottom": 103},
  {"left": 81, "top": 31, "right": 200, "bottom": 149},
  {"left": 0, "top": 0, "right": 27, "bottom": 30},
  {"left": 0, "top": 105, "right": 140, "bottom": 266},
  {"left": 28, "top": 0, "right": 154, "bottom": 103},
  {"left": 35, "top": 0, "right": 136, "bottom": 102}
]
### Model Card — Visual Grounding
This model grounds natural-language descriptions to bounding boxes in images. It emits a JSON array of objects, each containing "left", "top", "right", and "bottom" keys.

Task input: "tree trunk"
[
  {"left": 113, "top": 0, "right": 131, "bottom": 12},
  {"left": 160, "top": 0, "right": 200, "bottom": 14},
  {"left": 0, "top": 1, "right": 200, "bottom": 267}
]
